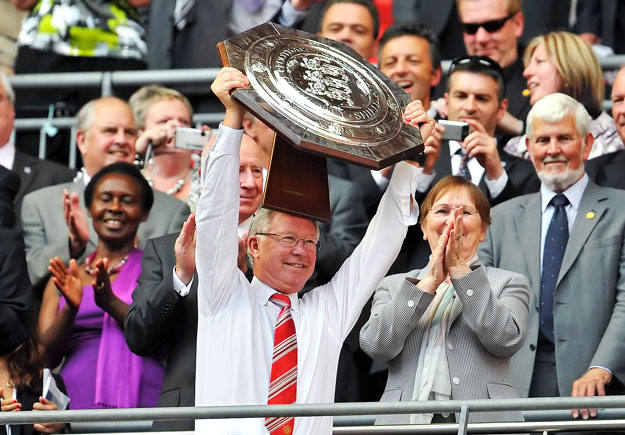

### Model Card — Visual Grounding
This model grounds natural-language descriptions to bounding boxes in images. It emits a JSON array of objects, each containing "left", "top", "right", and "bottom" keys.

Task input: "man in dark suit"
[
  {"left": 0, "top": 72, "right": 75, "bottom": 226},
  {"left": 586, "top": 66, "right": 625, "bottom": 187},
  {"left": 479, "top": 93, "right": 625, "bottom": 416},
  {"left": 145, "top": 0, "right": 317, "bottom": 70},
  {"left": 0, "top": 165, "right": 32, "bottom": 358},
  {"left": 574, "top": 0, "right": 625, "bottom": 54}
]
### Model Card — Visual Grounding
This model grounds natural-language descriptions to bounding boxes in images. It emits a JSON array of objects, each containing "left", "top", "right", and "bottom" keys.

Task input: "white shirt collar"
[
  {"left": 0, "top": 142, "right": 16, "bottom": 170},
  {"left": 540, "top": 172, "right": 589, "bottom": 213},
  {"left": 448, "top": 140, "right": 462, "bottom": 156},
  {"left": 251, "top": 276, "right": 299, "bottom": 312}
]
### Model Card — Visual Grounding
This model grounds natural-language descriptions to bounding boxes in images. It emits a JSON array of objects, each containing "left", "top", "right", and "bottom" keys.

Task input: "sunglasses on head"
[
  {"left": 449, "top": 55, "right": 504, "bottom": 76},
  {"left": 461, "top": 11, "right": 518, "bottom": 35}
]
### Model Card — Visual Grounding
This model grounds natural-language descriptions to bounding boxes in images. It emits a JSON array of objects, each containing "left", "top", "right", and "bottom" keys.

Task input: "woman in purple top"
[{"left": 38, "top": 162, "right": 164, "bottom": 409}]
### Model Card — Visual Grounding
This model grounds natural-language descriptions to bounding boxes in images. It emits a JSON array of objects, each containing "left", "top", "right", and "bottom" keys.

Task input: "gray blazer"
[
  {"left": 479, "top": 180, "right": 625, "bottom": 397},
  {"left": 21, "top": 179, "right": 190, "bottom": 288},
  {"left": 360, "top": 265, "right": 529, "bottom": 424}
]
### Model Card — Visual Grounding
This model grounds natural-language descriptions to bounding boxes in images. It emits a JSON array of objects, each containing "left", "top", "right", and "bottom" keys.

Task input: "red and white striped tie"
[{"left": 265, "top": 293, "right": 297, "bottom": 435}]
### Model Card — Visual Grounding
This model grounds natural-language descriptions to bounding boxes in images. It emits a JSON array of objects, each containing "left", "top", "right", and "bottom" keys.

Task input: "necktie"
[
  {"left": 540, "top": 194, "right": 569, "bottom": 342},
  {"left": 266, "top": 294, "right": 297, "bottom": 435},
  {"left": 173, "top": 0, "right": 195, "bottom": 30},
  {"left": 456, "top": 148, "right": 472, "bottom": 181},
  {"left": 237, "top": 0, "right": 267, "bottom": 14}
]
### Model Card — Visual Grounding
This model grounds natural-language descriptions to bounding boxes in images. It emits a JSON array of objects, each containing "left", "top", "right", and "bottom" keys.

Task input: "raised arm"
[{"left": 195, "top": 68, "right": 249, "bottom": 316}]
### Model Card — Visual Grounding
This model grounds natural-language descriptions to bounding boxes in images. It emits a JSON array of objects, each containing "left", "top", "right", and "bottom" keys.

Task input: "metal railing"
[{"left": 1, "top": 396, "right": 625, "bottom": 434}]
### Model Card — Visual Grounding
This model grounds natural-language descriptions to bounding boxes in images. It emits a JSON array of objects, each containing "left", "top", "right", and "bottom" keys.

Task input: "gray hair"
[
  {"left": 526, "top": 93, "right": 591, "bottom": 140},
  {"left": 247, "top": 208, "right": 319, "bottom": 265},
  {"left": 0, "top": 72, "right": 15, "bottom": 105},
  {"left": 76, "top": 99, "right": 97, "bottom": 134},
  {"left": 76, "top": 97, "right": 130, "bottom": 137}
]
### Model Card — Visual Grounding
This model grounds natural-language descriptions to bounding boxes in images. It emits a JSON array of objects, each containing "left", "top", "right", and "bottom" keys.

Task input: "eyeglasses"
[
  {"left": 429, "top": 205, "right": 481, "bottom": 220},
  {"left": 256, "top": 232, "right": 321, "bottom": 252},
  {"left": 461, "top": 11, "right": 518, "bottom": 35}
]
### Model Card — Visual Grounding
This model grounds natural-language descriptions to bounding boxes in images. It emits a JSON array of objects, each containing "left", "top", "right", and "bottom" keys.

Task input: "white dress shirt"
[
  {"left": 0, "top": 141, "right": 16, "bottom": 170},
  {"left": 539, "top": 173, "right": 588, "bottom": 265},
  {"left": 194, "top": 124, "right": 421, "bottom": 434}
]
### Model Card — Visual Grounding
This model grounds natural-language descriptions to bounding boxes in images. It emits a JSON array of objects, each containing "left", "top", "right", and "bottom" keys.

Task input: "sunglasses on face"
[{"left": 461, "top": 11, "right": 518, "bottom": 35}]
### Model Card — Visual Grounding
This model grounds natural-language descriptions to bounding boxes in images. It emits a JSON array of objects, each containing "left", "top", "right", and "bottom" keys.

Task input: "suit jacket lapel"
[
  {"left": 436, "top": 140, "right": 453, "bottom": 181},
  {"left": 557, "top": 181, "right": 606, "bottom": 286},
  {"left": 513, "top": 194, "right": 541, "bottom": 294},
  {"left": 11, "top": 151, "right": 36, "bottom": 199}
]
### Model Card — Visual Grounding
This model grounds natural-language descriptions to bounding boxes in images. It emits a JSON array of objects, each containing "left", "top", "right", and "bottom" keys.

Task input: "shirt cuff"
[
  {"left": 589, "top": 365, "right": 613, "bottom": 382},
  {"left": 173, "top": 266, "right": 193, "bottom": 297},
  {"left": 389, "top": 161, "right": 422, "bottom": 225},
  {"left": 370, "top": 169, "right": 391, "bottom": 191},
  {"left": 278, "top": 1, "right": 309, "bottom": 27},
  {"left": 416, "top": 170, "right": 436, "bottom": 194},
  {"left": 483, "top": 169, "right": 508, "bottom": 198}
]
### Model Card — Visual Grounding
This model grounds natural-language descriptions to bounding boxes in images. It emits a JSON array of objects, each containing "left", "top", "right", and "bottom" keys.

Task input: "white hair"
[
  {"left": 0, "top": 72, "right": 15, "bottom": 105},
  {"left": 526, "top": 93, "right": 591, "bottom": 140}
]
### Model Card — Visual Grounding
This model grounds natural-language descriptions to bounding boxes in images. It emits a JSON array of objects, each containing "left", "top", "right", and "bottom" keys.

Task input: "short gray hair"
[
  {"left": 0, "top": 72, "right": 15, "bottom": 105},
  {"left": 76, "top": 97, "right": 129, "bottom": 136},
  {"left": 526, "top": 93, "right": 591, "bottom": 140}
]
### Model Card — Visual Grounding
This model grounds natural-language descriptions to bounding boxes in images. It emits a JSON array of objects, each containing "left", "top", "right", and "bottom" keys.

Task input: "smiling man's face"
[
  {"left": 379, "top": 34, "right": 440, "bottom": 108},
  {"left": 249, "top": 212, "right": 318, "bottom": 294},
  {"left": 527, "top": 114, "right": 592, "bottom": 192},
  {"left": 77, "top": 98, "right": 138, "bottom": 177}
]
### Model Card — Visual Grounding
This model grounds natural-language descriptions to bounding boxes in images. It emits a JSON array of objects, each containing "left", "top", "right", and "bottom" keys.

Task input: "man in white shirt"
[
  {"left": 194, "top": 67, "right": 434, "bottom": 434},
  {"left": 417, "top": 55, "right": 538, "bottom": 205},
  {"left": 479, "top": 93, "right": 625, "bottom": 416}
]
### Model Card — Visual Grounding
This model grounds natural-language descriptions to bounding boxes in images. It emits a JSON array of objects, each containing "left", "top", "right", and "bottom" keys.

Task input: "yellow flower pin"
[{"left": 586, "top": 212, "right": 595, "bottom": 219}]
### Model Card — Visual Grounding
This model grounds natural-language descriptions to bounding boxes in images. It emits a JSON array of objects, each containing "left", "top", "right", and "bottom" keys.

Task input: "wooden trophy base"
[{"left": 263, "top": 135, "right": 331, "bottom": 223}]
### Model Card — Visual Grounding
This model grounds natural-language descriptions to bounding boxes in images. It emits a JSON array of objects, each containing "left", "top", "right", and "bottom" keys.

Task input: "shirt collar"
[
  {"left": 251, "top": 276, "right": 300, "bottom": 312},
  {"left": 540, "top": 172, "right": 588, "bottom": 213},
  {"left": 74, "top": 167, "right": 91, "bottom": 185},
  {"left": 0, "top": 141, "right": 16, "bottom": 170},
  {"left": 449, "top": 140, "right": 462, "bottom": 156}
]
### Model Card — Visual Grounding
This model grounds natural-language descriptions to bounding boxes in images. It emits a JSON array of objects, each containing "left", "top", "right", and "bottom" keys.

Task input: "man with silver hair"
[{"left": 479, "top": 93, "right": 625, "bottom": 416}]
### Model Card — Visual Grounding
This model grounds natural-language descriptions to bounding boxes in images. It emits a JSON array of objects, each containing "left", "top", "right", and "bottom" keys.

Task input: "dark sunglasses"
[
  {"left": 461, "top": 11, "right": 518, "bottom": 35},
  {"left": 449, "top": 55, "right": 504, "bottom": 77}
]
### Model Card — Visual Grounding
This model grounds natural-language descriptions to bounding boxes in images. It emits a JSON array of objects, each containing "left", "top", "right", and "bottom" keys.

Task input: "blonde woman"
[{"left": 505, "top": 31, "right": 621, "bottom": 159}]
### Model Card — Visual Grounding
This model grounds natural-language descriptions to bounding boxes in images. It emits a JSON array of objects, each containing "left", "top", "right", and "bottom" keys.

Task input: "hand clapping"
[{"left": 418, "top": 207, "right": 470, "bottom": 294}]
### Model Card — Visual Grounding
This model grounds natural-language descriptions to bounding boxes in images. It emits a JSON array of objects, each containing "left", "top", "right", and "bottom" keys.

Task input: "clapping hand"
[
  {"left": 92, "top": 258, "right": 115, "bottom": 309},
  {"left": 418, "top": 222, "right": 451, "bottom": 294},
  {"left": 63, "top": 189, "right": 89, "bottom": 259},
  {"left": 445, "top": 206, "right": 470, "bottom": 277},
  {"left": 48, "top": 257, "right": 83, "bottom": 310},
  {"left": 175, "top": 214, "right": 196, "bottom": 285}
]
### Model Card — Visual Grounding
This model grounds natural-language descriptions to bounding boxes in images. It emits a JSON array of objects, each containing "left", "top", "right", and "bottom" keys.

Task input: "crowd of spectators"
[{"left": 2, "top": 0, "right": 625, "bottom": 433}]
